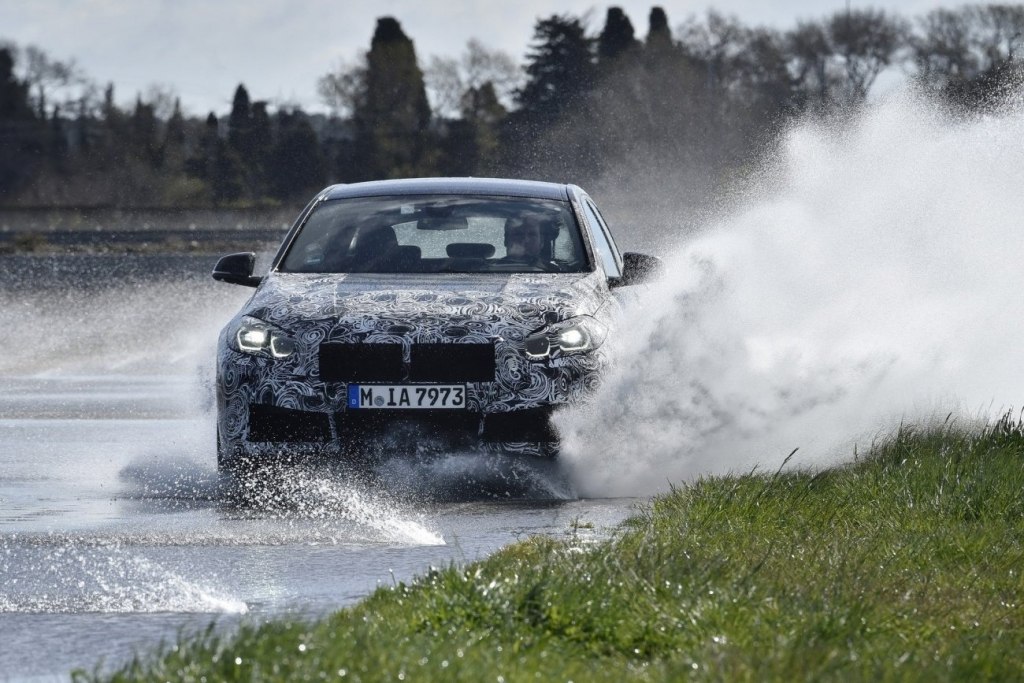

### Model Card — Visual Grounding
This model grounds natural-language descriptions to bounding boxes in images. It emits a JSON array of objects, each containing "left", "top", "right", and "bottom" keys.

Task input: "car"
[{"left": 212, "top": 177, "right": 661, "bottom": 475}]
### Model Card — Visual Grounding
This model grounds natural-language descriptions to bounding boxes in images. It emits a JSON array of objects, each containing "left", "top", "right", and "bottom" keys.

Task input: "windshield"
[{"left": 278, "top": 195, "right": 589, "bottom": 274}]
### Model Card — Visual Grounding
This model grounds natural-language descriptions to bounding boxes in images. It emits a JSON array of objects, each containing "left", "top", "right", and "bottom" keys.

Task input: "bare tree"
[
  {"left": 143, "top": 84, "right": 181, "bottom": 120},
  {"left": 425, "top": 40, "right": 520, "bottom": 119},
  {"left": 786, "top": 21, "right": 839, "bottom": 108},
  {"left": 317, "top": 57, "right": 367, "bottom": 118},
  {"left": 424, "top": 55, "right": 463, "bottom": 119},
  {"left": 977, "top": 4, "right": 1024, "bottom": 64},
  {"left": 22, "top": 45, "right": 85, "bottom": 116},
  {"left": 828, "top": 8, "right": 909, "bottom": 102},
  {"left": 912, "top": 8, "right": 978, "bottom": 86},
  {"left": 678, "top": 11, "right": 749, "bottom": 90},
  {"left": 912, "top": 4, "right": 1024, "bottom": 99}
]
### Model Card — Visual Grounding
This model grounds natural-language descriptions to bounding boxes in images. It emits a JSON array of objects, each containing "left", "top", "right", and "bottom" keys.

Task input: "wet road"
[{"left": 0, "top": 256, "right": 638, "bottom": 681}]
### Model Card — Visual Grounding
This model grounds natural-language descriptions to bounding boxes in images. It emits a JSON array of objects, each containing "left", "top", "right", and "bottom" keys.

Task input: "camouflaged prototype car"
[{"left": 212, "top": 178, "right": 660, "bottom": 474}]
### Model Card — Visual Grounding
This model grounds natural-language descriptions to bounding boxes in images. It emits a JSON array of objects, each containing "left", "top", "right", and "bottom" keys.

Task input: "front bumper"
[{"left": 216, "top": 343, "right": 602, "bottom": 463}]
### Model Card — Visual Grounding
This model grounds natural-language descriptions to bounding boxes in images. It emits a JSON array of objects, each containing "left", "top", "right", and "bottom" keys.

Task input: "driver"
[{"left": 503, "top": 216, "right": 552, "bottom": 269}]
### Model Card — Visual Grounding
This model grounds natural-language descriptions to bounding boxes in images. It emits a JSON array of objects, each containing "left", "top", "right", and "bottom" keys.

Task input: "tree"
[
  {"left": 0, "top": 47, "right": 43, "bottom": 197},
  {"left": 130, "top": 95, "right": 160, "bottom": 167},
  {"left": 679, "top": 11, "right": 750, "bottom": 90},
  {"left": 347, "top": 16, "right": 435, "bottom": 180},
  {"left": 317, "top": 57, "right": 366, "bottom": 118},
  {"left": 912, "top": 4, "right": 1024, "bottom": 107},
  {"left": 646, "top": 7, "right": 674, "bottom": 55},
  {"left": 515, "top": 15, "right": 595, "bottom": 125},
  {"left": 0, "top": 47, "right": 33, "bottom": 120},
  {"left": 267, "top": 109, "right": 326, "bottom": 199},
  {"left": 227, "top": 84, "right": 254, "bottom": 159},
  {"left": 22, "top": 45, "right": 81, "bottom": 118},
  {"left": 185, "top": 112, "right": 242, "bottom": 204},
  {"left": 827, "top": 8, "right": 909, "bottom": 102},
  {"left": 786, "top": 20, "right": 837, "bottom": 110},
  {"left": 598, "top": 7, "right": 640, "bottom": 65},
  {"left": 425, "top": 39, "right": 520, "bottom": 119},
  {"left": 47, "top": 104, "right": 68, "bottom": 165},
  {"left": 163, "top": 97, "right": 186, "bottom": 161},
  {"left": 249, "top": 100, "right": 273, "bottom": 194},
  {"left": 442, "top": 81, "right": 506, "bottom": 175}
]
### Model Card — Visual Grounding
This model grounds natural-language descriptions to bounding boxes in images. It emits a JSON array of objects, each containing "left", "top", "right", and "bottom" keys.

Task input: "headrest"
[{"left": 354, "top": 225, "right": 397, "bottom": 253}]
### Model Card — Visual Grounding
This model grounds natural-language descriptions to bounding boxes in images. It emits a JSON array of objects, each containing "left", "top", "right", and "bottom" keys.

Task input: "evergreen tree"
[
  {"left": 186, "top": 112, "right": 241, "bottom": 204},
  {"left": 598, "top": 7, "right": 640, "bottom": 64},
  {"left": 250, "top": 100, "right": 273, "bottom": 195},
  {"left": 515, "top": 15, "right": 595, "bottom": 125},
  {"left": 506, "top": 14, "right": 595, "bottom": 177},
  {"left": 130, "top": 95, "right": 160, "bottom": 167},
  {"left": 211, "top": 139, "right": 244, "bottom": 205},
  {"left": 227, "top": 84, "right": 253, "bottom": 158},
  {"left": 439, "top": 81, "right": 506, "bottom": 176},
  {"left": 267, "top": 109, "right": 326, "bottom": 199},
  {"left": 228, "top": 84, "right": 271, "bottom": 197},
  {"left": 48, "top": 104, "right": 68, "bottom": 165},
  {"left": 0, "top": 48, "right": 33, "bottom": 119},
  {"left": 73, "top": 96, "right": 91, "bottom": 155},
  {"left": 163, "top": 97, "right": 186, "bottom": 163},
  {"left": 95, "top": 82, "right": 128, "bottom": 170},
  {"left": 184, "top": 112, "right": 219, "bottom": 179},
  {"left": 0, "top": 47, "right": 43, "bottom": 197},
  {"left": 646, "top": 7, "right": 674, "bottom": 54},
  {"left": 350, "top": 17, "right": 434, "bottom": 179}
]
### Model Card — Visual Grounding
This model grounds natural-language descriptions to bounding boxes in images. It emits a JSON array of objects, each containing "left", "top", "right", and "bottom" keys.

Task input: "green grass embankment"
[{"left": 82, "top": 417, "right": 1024, "bottom": 682}]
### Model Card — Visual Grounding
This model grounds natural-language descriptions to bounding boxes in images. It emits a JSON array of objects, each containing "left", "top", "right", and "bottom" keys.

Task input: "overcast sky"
[{"left": 2, "top": 0, "right": 957, "bottom": 116}]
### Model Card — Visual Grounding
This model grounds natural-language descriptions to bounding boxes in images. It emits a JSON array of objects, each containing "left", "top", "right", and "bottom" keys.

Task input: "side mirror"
[
  {"left": 212, "top": 252, "right": 262, "bottom": 287},
  {"left": 611, "top": 252, "right": 663, "bottom": 288}
]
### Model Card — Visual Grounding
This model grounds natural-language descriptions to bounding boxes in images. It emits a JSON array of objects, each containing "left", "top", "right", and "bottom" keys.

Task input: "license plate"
[{"left": 347, "top": 384, "right": 467, "bottom": 410}]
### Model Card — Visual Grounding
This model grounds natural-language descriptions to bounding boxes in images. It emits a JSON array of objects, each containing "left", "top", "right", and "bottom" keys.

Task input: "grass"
[{"left": 78, "top": 416, "right": 1024, "bottom": 682}]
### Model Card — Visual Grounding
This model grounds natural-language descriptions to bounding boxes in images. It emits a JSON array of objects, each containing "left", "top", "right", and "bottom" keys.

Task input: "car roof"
[{"left": 321, "top": 177, "right": 572, "bottom": 201}]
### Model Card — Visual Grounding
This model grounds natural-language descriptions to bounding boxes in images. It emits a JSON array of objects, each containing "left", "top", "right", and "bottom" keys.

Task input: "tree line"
[{"left": 1, "top": 4, "right": 1021, "bottom": 211}]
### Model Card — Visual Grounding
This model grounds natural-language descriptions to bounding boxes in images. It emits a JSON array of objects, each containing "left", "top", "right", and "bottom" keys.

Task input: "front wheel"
[{"left": 217, "top": 426, "right": 252, "bottom": 477}]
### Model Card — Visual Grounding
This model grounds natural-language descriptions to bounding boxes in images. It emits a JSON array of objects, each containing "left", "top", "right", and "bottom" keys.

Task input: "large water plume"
[{"left": 557, "top": 90, "right": 1024, "bottom": 497}]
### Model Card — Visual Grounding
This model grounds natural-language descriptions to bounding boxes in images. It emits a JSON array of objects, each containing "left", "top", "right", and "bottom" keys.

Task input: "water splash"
[
  {"left": 0, "top": 275, "right": 247, "bottom": 379},
  {"left": 557, "top": 90, "right": 1024, "bottom": 497},
  {"left": 374, "top": 452, "right": 575, "bottom": 501},
  {"left": 0, "top": 539, "right": 248, "bottom": 614},
  {"left": 226, "top": 464, "right": 446, "bottom": 546}
]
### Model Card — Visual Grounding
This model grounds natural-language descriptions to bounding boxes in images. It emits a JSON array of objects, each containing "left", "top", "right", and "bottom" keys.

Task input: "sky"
[{"left": 2, "top": 0, "right": 955, "bottom": 116}]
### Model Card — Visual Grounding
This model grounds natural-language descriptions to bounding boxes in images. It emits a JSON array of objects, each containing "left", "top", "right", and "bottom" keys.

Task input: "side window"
[{"left": 581, "top": 198, "right": 621, "bottom": 277}]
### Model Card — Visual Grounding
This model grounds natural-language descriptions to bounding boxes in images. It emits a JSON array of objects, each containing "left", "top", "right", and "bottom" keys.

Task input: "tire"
[{"left": 216, "top": 426, "right": 249, "bottom": 477}]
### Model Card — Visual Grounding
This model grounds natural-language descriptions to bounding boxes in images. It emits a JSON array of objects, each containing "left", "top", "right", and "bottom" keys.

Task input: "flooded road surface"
[{"left": 0, "top": 256, "right": 638, "bottom": 681}]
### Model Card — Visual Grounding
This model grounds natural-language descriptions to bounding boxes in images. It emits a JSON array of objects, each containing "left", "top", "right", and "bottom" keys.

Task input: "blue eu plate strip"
[{"left": 347, "top": 385, "right": 360, "bottom": 409}]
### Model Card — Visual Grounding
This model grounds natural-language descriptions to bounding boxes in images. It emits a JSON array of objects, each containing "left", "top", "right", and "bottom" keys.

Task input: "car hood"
[{"left": 242, "top": 271, "right": 609, "bottom": 338}]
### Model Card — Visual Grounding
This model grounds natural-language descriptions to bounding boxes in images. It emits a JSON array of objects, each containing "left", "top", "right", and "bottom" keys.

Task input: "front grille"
[
  {"left": 319, "top": 342, "right": 403, "bottom": 382},
  {"left": 410, "top": 343, "right": 495, "bottom": 382},
  {"left": 319, "top": 341, "right": 496, "bottom": 383}
]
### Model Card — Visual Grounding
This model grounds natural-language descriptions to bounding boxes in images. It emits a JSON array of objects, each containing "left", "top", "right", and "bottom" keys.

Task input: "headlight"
[
  {"left": 232, "top": 316, "right": 296, "bottom": 359},
  {"left": 525, "top": 315, "right": 607, "bottom": 360}
]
